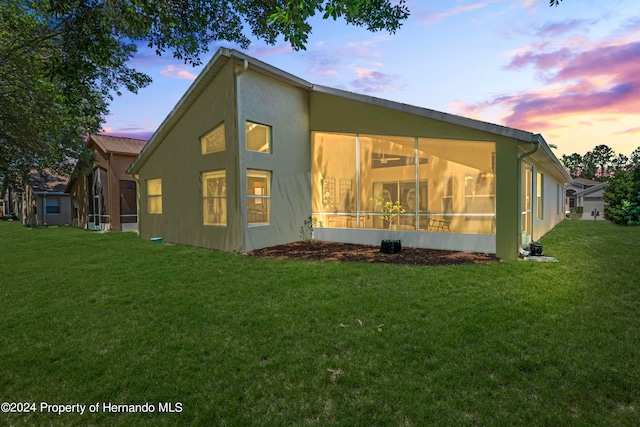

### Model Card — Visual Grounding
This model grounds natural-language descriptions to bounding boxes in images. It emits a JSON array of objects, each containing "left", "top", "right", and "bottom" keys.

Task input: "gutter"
[{"left": 516, "top": 134, "right": 541, "bottom": 257}]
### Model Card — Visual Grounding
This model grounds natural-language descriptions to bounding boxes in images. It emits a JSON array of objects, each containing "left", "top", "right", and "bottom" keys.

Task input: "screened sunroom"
[{"left": 311, "top": 132, "right": 496, "bottom": 236}]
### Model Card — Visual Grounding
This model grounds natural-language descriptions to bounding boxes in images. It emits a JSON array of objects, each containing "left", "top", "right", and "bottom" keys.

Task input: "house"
[
  {"left": 19, "top": 170, "right": 72, "bottom": 226},
  {"left": 67, "top": 134, "right": 146, "bottom": 231},
  {"left": 127, "top": 48, "right": 571, "bottom": 260},
  {"left": 575, "top": 182, "right": 609, "bottom": 220},
  {"left": 565, "top": 177, "right": 602, "bottom": 213}
]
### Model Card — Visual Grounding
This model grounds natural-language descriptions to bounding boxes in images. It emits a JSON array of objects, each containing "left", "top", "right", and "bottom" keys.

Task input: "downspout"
[
  {"left": 516, "top": 134, "right": 541, "bottom": 256},
  {"left": 234, "top": 58, "right": 248, "bottom": 76}
]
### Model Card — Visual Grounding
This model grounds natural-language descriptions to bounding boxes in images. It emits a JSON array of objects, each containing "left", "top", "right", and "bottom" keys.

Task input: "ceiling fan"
[{"left": 374, "top": 153, "right": 401, "bottom": 164}]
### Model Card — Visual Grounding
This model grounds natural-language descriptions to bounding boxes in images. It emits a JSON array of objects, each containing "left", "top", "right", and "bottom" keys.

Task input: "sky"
[{"left": 102, "top": 0, "right": 640, "bottom": 159}]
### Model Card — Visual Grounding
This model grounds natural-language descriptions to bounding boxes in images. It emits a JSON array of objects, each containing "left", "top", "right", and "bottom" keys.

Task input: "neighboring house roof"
[
  {"left": 566, "top": 182, "right": 583, "bottom": 192},
  {"left": 573, "top": 177, "right": 602, "bottom": 187},
  {"left": 576, "top": 181, "right": 609, "bottom": 197},
  {"left": 127, "top": 47, "right": 570, "bottom": 183},
  {"left": 65, "top": 134, "right": 147, "bottom": 192},
  {"left": 89, "top": 134, "right": 147, "bottom": 156},
  {"left": 29, "top": 170, "right": 69, "bottom": 194}
]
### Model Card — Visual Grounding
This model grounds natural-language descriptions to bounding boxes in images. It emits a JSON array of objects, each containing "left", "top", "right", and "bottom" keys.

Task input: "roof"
[
  {"left": 29, "top": 170, "right": 69, "bottom": 194},
  {"left": 576, "top": 181, "right": 609, "bottom": 197},
  {"left": 89, "top": 134, "right": 147, "bottom": 156},
  {"left": 573, "top": 177, "right": 602, "bottom": 186},
  {"left": 127, "top": 47, "right": 570, "bottom": 183}
]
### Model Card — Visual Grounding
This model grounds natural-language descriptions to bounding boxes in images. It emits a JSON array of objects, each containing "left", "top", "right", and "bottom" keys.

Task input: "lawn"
[{"left": 0, "top": 220, "right": 639, "bottom": 426}]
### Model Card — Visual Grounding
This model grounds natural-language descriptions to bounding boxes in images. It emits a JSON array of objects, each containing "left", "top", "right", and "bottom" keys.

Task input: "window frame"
[
  {"left": 45, "top": 197, "right": 61, "bottom": 215},
  {"left": 245, "top": 121, "right": 271, "bottom": 153},
  {"left": 147, "top": 178, "right": 163, "bottom": 214},
  {"left": 200, "top": 122, "right": 225, "bottom": 155},
  {"left": 202, "top": 170, "right": 227, "bottom": 226},
  {"left": 247, "top": 169, "right": 271, "bottom": 225},
  {"left": 536, "top": 172, "right": 544, "bottom": 220}
]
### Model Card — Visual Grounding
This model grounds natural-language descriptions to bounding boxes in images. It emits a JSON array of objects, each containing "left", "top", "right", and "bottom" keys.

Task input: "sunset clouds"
[
  {"left": 349, "top": 67, "right": 403, "bottom": 93},
  {"left": 477, "top": 39, "right": 640, "bottom": 131},
  {"left": 102, "top": 1, "right": 639, "bottom": 156},
  {"left": 159, "top": 65, "right": 197, "bottom": 80},
  {"left": 453, "top": 16, "right": 640, "bottom": 154}
]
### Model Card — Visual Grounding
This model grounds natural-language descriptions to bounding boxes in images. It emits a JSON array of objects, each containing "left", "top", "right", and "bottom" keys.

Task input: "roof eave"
[{"left": 127, "top": 48, "right": 313, "bottom": 174}]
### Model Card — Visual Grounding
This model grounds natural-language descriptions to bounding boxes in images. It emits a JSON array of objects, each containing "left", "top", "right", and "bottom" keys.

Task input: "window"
[
  {"left": 201, "top": 123, "right": 225, "bottom": 154},
  {"left": 311, "top": 132, "right": 496, "bottom": 234},
  {"left": 246, "top": 122, "right": 270, "bottom": 153},
  {"left": 203, "top": 171, "right": 226, "bottom": 226},
  {"left": 247, "top": 170, "right": 270, "bottom": 224},
  {"left": 147, "top": 178, "right": 162, "bottom": 214},
  {"left": 45, "top": 197, "right": 61, "bottom": 214},
  {"left": 537, "top": 172, "right": 544, "bottom": 220},
  {"left": 360, "top": 135, "right": 416, "bottom": 230}
]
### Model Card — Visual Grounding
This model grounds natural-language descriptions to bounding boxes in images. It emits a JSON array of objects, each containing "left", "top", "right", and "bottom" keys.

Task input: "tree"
[
  {"left": 1, "top": 0, "right": 410, "bottom": 192},
  {"left": 561, "top": 153, "right": 583, "bottom": 178},
  {"left": 604, "top": 167, "right": 640, "bottom": 225},
  {"left": 580, "top": 151, "right": 598, "bottom": 180},
  {"left": 612, "top": 153, "right": 630, "bottom": 172},
  {"left": 630, "top": 147, "right": 640, "bottom": 166},
  {"left": 591, "top": 144, "right": 614, "bottom": 181}
]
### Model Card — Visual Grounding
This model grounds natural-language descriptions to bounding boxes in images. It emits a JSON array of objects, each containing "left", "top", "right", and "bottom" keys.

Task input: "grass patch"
[{"left": 1, "top": 221, "right": 639, "bottom": 426}]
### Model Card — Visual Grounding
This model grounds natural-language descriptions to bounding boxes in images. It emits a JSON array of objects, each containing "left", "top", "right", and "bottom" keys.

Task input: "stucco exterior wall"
[
  {"left": 237, "top": 68, "right": 311, "bottom": 252},
  {"left": 38, "top": 194, "right": 72, "bottom": 226},
  {"left": 523, "top": 155, "right": 567, "bottom": 243},
  {"left": 137, "top": 60, "right": 242, "bottom": 251},
  {"left": 22, "top": 192, "right": 71, "bottom": 226}
]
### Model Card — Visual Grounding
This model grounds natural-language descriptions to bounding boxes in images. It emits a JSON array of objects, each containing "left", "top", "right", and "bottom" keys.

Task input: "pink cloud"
[
  {"left": 302, "top": 37, "right": 388, "bottom": 77},
  {"left": 534, "top": 19, "right": 591, "bottom": 37},
  {"left": 159, "top": 65, "right": 197, "bottom": 80},
  {"left": 420, "top": 2, "right": 492, "bottom": 24},
  {"left": 349, "top": 69, "right": 403, "bottom": 93},
  {"left": 460, "top": 40, "right": 640, "bottom": 132},
  {"left": 615, "top": 127, "right": 640, "bottom": 135}
]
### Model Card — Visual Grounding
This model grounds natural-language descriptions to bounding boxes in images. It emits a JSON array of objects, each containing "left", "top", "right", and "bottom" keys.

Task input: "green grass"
[{"left": 1, "top": 220, "right": 639, "bottom": 426}]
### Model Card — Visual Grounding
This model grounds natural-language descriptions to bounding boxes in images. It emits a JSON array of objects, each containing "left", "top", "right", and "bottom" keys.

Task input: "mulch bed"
[{"left": 245, "top": 240, "right": 499, "bottom": 266}]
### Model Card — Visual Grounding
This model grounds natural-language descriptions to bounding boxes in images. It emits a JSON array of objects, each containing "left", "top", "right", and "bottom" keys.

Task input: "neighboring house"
[
  {"left": 565, "top": 177, "right": 602, "bottom": 212},
  {"left": 20, "top": 170, "right": 72, "bottom": 226},
  {"left": 127, "top": 48, "right": 571, "bottom": 260},
  {"left": 575, "top": 182, "right": 609, "bottom": 220},
  {"left": 67, "top": 134, "right": 146, "bottom": 231}
]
